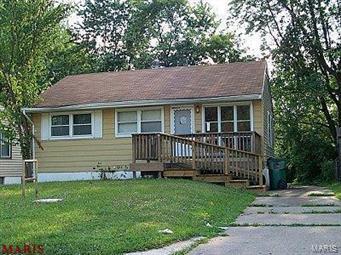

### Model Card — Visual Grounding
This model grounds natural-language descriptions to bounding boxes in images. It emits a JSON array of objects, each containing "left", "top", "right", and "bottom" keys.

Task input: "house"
[
  {"left": 24, "top": 61, "right": 274, "bottom": 187},
  {"left": 0, "top": 108, "right": 23, "bottom": 184}
]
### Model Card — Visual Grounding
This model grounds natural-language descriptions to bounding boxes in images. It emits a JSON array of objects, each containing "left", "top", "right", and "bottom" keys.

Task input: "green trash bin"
[{"left": 268, "top": 158, "right": 287, "bottom": 190}]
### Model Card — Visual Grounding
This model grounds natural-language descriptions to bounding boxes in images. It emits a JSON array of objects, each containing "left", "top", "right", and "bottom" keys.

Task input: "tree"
[
  {"left": 229, "top": 0, "right": 340, "bottom": 181},
  {"left": 230, "top": 0, "right": 340, "bottom": 141},
  {"left": 75, "top": 0, "right": 131, "bottom": 71},
  {"left": 205, "top": 34, "right": 246, "bottom": 64},
  {"left": 76, "top": 0, "right": 247, "bottom": 70},
  {"left": 0, "top": 0, "right": 69, "bottom": 159},
  {"left": 41, "top": 29, "right": 95, "bottom": 86}
]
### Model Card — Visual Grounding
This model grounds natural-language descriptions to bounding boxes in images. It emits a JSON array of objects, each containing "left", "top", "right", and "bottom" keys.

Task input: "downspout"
[{"left": 22, "top": 109, "right": 35, "bottom": 160}]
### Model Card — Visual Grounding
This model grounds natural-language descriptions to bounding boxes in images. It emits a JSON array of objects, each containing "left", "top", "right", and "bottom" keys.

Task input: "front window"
[
  {"left": 0, "top": 133, "right": 11, "bottom": 159},
  {"left": 204, "top": 104, "right": 252, "bottom": 132},
  {"left": 221, "top": 106, "right": 234, "bottom": 132},
  {"left": 205, "top": 107, "right": 218, "bottom": 132},
  {"left": 116, "top": 108, "right": 163, "bottom": 136},
  {"left": 50, "top": 113, "right": 93, "bottom": 138},
  {"left": 51, "top": 115, "right": 70, "bottom": 137},
  {"left": 73, "top": 114, "right": 92, "bottom": 136},
  {"left": 117, "top": 111, "right": 138, "bottom": 135},
  {"left": 141, "top": 110, "right": 162, "bottom": 132},
  {"left": 237, "top": 105, "right": 251, "bottom": 131}
]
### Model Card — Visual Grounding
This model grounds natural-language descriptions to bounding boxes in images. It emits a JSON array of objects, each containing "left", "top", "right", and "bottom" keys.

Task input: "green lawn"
[
  {"left": 329, "top": 183, "right": 341, "bottom": 200},
  {"left": 0, "top": 179, "right": 254, "bottom": 254}
]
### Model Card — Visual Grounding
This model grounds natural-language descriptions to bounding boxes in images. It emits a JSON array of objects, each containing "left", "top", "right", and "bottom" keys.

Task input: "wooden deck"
[{"left": 130, "top": 133, "right": 265, "bottom": 190}]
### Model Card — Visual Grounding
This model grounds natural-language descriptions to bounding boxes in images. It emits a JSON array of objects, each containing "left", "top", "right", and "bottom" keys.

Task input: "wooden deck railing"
[
  {"left": 179, "top": 132, "right": 262, "bottom": 154},
  {"left": 132, "top": 133, "right": 263, "bottom": 185}
]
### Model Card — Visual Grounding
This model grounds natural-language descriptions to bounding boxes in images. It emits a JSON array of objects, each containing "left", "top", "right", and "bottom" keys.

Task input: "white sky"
[{"left": 66, "top": 0, "right": 263, "bottom": 58}]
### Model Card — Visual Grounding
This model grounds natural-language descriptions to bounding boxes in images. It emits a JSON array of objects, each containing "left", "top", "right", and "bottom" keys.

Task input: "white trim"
[
  {"left": 3, "top": 177, "right": 21, "bottom": 185},
  {"left": 233, "top": 106, "right": 238, "bottom": 132},
  {"left": 217, "top": 106, "right": 222, "bottom": 132},
  {"left": 41, "top": 113, "right": 49, "bottom": 140},
  {"left": 250, "top": 102, "right": 254, "bottom": 131},
  {"left": 37, "top": 171, "right": 141, "bottom": 183},
  {"left": 202, "top": 102, "right": 254, "bottom": 133},
  {"left": 170, "top": 105, "right": 195, "bottom": 134},
  {"left": 23, "top": 94, "right": 262, "bottom": 113},
  {"left": 48, "top": 111, "right": 95, "bottom": 140},
  {"left": 115, "top": 106, "right": 164, "bottom": 138},
  {"left": 93, "top": 110, "right": 103, "bottom": 138}
]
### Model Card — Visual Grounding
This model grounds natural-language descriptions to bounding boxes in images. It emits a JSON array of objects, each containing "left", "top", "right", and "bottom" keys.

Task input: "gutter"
[
  {"left": 23, "top": 94, "right": 262, "bottom": 113},
  {"left": 22, "top": 109, "right": 35, "bottom": 161}
]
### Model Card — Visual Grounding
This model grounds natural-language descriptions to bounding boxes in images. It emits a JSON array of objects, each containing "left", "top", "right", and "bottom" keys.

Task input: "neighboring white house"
[{"left": 0, "top": 109, "right": 22, "bottom": 184}]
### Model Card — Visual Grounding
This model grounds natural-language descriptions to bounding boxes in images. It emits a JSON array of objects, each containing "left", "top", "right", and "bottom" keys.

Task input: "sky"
[{"left": 66, "top": 0, "right": 264, "bottom": 58}]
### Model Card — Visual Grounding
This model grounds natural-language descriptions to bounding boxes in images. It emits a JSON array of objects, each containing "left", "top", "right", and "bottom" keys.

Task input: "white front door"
[{"left": 172, "top": 107, "right": 194, "bottom": 135}]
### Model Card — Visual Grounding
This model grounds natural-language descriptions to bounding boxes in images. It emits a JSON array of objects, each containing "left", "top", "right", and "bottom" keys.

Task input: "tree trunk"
[{"left": 336, "top": 127, "right": 341, "bottom": 181}]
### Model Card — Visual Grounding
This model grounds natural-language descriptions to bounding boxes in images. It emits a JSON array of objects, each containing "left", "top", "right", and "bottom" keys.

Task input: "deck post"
[
  {"left": 21, "top": 160, "right": 25, "bottom": 197},
  {"left": 251, "top": 132, "right": 256, "bottom": 153},
  {"left": 224, "top": 148, "right": 228, "bottom": 175},
  {"left": 132, "top": 135, "right": 136, "bottom": 164},
  {"left": 157, "top": 134, "right": 162, "bottom": 162},
  {"left": 131, "top": 135, "right": 137, "bottom": 178},
  {"left": 34, "top": 161, "right": 38, "bottom": 200},
  {"left": 192, "top": 141, "right": 196, "bottom": 170}
]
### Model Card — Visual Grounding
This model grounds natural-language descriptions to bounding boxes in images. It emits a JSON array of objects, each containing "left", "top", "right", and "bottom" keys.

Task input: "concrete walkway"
[{"left": 189, "top": 186, "right": 341, "bottom": 255}]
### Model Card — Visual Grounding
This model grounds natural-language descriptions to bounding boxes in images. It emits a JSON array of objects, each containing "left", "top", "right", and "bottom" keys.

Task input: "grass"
[
  {"left": 0, "top": 179, "right": 254, "bottom": 255},
  {"left": 329, "top": 183, "right": 341, "bottom": 200}
]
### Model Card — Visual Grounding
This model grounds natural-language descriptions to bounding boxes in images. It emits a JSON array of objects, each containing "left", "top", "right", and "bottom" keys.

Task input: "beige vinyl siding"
[
  {"left": 0, "top": 142, "right": 22, "bottom": 177},
  {"left": 164, "top": 105, "right": 171, "bottom": 133},
  {"left": 34, "top": 106, "right": 173, "bottom": 172},
  {"left": 195, "top": 104, "right": 202, "bottom": 133},
  {"left": 253, "top": 100, "right": 263, "bottom": 136},
  {"left": 33, "top": 101, "right": 266, "bottom": 173},
  {"left": 34, "top": 108, "right": 131, "bottom": 172},
  {"left": 262, "top": 79, "right": 274, "bottom": 159}
]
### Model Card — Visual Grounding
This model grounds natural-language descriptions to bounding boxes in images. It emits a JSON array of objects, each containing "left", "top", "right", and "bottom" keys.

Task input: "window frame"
[
  {"left": 0, "top": 132, "right": 12, "bottom": 159},
  {"left": 49, "top": 111, "right": 94, "bottom": 140},
  {"left": 202, "top": 102, "right": 254, "bottom": 133},
  {"left": 115, "top": 107, "right": 164, "bottom": 138}
]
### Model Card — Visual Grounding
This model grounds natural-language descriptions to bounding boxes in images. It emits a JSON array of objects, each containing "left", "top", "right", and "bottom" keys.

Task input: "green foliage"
[
  {"left": 76, "top": 0, "right": 247, "bottom": 71},
  {"left": 329, "top": 183, "right": 341, "bottom": 200},
  {"left": 272, "top": 68, "right": 336, "bottom": 182},
  {"left": 320, "top": 160, "right": 336, "bottom": 183},
  {"left": 0, "top": 0, "right": 70, "bottom": 158},
  {"left": 40, "top": 29, "right": 94, "bottom": 86},
  {"left": 0, "top": 179, "right": 254, "bottom": 254},
  {"left": 76, "top": 0, "right": 131, "bottom": 71},
  {"left": 229, "top": 0, "right": 340, "bottom": 183}
]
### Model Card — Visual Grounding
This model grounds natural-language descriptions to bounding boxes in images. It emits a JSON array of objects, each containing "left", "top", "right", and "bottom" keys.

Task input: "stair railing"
[{"left": 132, "top": 133, "right": 263, "bottom": 185}]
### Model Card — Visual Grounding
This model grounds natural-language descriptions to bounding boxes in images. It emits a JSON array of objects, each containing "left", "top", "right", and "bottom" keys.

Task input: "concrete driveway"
[{"left": 189, "top": 186, "right": 341, "bottom": 255}]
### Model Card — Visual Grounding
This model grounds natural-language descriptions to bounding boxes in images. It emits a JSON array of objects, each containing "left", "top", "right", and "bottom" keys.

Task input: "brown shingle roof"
[{"left": 36, "top": 61, "right": 266, "bottom": 108}]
